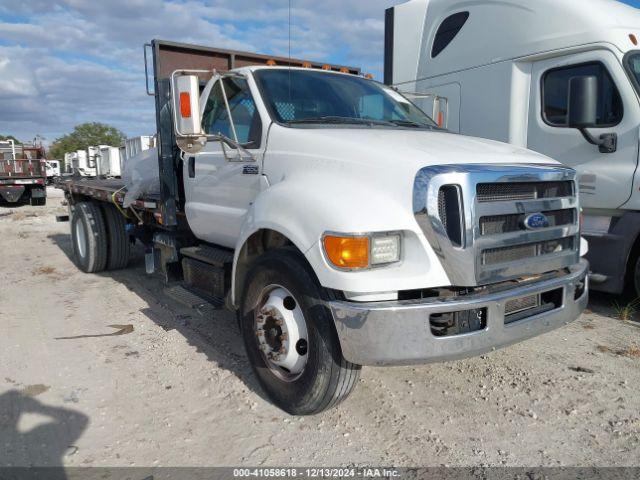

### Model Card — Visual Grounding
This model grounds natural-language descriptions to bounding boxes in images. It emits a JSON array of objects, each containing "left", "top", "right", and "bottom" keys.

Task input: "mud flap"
[{"left": 0, "top": 185, "right": 25, "bottom": 203}]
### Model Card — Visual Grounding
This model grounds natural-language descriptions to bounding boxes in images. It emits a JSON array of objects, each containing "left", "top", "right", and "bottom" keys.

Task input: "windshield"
[
  {"left": 626, "top": 52, "right": 640, "bottom": 95},
  {"left": 253, "top": 69, "right": 438, "bottom": 129}
]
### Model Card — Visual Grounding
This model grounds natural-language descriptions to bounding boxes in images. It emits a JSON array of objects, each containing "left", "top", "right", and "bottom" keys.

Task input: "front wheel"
[{"left": 240, "top": 249, "right": 361, "bottom": 415}]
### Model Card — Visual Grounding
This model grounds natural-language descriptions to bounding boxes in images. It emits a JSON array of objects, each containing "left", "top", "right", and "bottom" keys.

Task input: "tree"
[
  {"left": 49, "top": 123, "right": 125, "bottom": 160},
  {"left": 0, "top": 135, "right": 21, "bottom": 144}
]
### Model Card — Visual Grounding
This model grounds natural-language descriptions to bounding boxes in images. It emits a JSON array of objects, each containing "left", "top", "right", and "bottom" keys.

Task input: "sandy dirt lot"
[{"left": 0, "top": 188, "right": 639, "bottom": 468}]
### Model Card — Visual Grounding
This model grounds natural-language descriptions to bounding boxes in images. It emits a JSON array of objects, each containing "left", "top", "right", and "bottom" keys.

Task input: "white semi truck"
[
  {"left": 385, "top": 0, "right": 640, "bottom": 296},
  {"left": 59, "top": 40, "right": 588, "bottom": 414}
]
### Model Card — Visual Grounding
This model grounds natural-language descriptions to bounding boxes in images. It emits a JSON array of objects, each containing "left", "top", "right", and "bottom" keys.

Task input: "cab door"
[
  {"left": 183, "top": 75, "right": 265, "bottom": 248},
  {"left": 528, "top": 50, "right": 640, "bottom": 210}
]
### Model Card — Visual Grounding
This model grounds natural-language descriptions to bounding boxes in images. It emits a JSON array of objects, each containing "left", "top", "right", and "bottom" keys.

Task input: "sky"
[{"left": 0, "top": 0, "right": 638, "bottom": 146}]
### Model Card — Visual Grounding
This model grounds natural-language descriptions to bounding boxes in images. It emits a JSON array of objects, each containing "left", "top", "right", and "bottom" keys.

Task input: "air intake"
[{"left": 438, "top": 185, "right": 464, "bottom": 247}]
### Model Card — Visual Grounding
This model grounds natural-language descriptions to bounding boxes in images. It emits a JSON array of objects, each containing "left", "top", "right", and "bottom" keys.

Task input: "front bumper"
[{"left": 330, "top": 260, "right": 588, "bottom": 366}]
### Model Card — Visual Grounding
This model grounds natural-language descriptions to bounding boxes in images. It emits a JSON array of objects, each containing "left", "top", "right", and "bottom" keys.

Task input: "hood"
[{"left": 265, "top": 125, "right": 557, "bottom": 174}]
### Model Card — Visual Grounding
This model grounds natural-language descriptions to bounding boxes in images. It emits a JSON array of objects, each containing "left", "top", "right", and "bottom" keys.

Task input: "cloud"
[{"left": 0, "top": 0, "right": 403, "bottom": 144}]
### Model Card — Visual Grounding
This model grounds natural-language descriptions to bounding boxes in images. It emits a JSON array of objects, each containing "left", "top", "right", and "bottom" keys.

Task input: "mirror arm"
[
  {"left": 577, "top": 127, "right": 618, "bottom": 154},
  {"left": 578, "top": 127, "right": 601, "bottom": 146},
  {"left": 215, "top": 133, "right": 255, "bottom": 162}
]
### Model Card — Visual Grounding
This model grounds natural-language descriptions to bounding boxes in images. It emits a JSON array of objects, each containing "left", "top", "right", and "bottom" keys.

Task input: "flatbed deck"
[{"left": 57, "top": 176, "right": 161, "bottom": 212}]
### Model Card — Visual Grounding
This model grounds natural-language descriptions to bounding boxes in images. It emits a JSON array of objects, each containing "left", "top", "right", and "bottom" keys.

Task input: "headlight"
[{"left": 322, "top": 232, "right": 401, "bottom": 270}]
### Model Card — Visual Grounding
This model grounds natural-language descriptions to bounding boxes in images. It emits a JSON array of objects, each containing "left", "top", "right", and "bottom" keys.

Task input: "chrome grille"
[
  {"left": 477, "top": 181, "right": 573, "bottom": 202},
  {"left": 413, "top": 165, "right": 580, "bottom": 286},
  {"left": 479, "top": 209, "right": 575, "bottom": 236},
  {"left": 482, "top": 237, "right": 574, "bottom": 266}
]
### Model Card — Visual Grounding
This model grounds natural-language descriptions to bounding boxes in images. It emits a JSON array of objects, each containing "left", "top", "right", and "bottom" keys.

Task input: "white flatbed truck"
[{"left": 58, "top": 40, "right": 588, "bottom": 414}]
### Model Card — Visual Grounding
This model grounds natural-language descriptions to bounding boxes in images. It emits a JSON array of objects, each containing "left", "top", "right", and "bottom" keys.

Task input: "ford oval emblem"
[{"left": 524, "top": 213, "right": 550, "bottom": 230}]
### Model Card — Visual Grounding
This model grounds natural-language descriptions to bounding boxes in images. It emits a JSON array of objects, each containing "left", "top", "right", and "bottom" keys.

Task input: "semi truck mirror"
[
  {"left": 171, "top": 73, "right": 207, "bottom": 154},
  {"left": 567, "top": 76, "right": 598, "bottom": 128},
  {"left": 567, "top": 75, "right": 617, "bottom": 154}
]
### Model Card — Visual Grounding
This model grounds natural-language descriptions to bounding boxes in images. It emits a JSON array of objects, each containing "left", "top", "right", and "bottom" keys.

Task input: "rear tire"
[
  {"left": 102, "top": 204, "right": 131, "bottom": 270},
  {"left": 240, "top": 248, "right": 361, "bottom": 415},
  {"left": 71, "top": 201, "right": 108, "bottom": 273}
]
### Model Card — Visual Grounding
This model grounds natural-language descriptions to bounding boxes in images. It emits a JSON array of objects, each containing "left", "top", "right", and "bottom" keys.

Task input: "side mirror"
[
  {"left": 171, "top": 73, "right": 206, "bottom": 154},
  {"left": 567, "top": 76, "right": 598, "bottom": 128},
  {"left": 567, "top": 75, "right": 618, "bottom": 154}
]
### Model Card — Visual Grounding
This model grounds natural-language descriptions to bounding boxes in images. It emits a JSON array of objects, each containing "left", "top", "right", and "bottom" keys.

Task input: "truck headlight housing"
[{"left": 323, "top": 232, "right": 401, "bottom": 270}]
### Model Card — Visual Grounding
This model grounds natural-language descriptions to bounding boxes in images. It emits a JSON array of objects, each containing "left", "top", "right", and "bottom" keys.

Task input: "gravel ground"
[{"left": 0, "top": 188, "right": 639, "bottom": 467}]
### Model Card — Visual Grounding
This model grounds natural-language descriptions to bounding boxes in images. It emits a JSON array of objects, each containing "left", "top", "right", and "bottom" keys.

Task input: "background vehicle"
[
  {"left": 58, "top": 40, "right": 587, "bottom": 414},
  {"left": 96, "top": 146, "right": 122, "bottom": 177},
  {"left": 124, "top": 135, "right": 154, "bottom": 162},
  {"left": 70, "top": 149, "right": 96, "bottom": 176},
  {"left": 0, "top": 139, "right": 47, "bottom": 206},
  {"left": 45, "top": 160, "right": 61, "bottom": 184},
  {"left": 385, "top": 0, "right": 640, "bottom": 295}
]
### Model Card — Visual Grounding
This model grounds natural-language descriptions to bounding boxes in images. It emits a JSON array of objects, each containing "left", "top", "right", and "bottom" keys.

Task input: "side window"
[
  {"left": 201, "top": 77, "right": 261, "bottom": 147},
  {"left": 432, "top": 12, "right": 469, "bottom": 58},
  {"left": 542, "top": 62, "right": 623, "bottom": 127}
]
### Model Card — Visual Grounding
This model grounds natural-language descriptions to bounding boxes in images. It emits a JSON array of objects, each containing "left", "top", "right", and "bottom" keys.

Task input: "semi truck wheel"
[
  {"left": 71, "top": 201, "right": 108, "bottom": 273},
  {"left": 633, "top": 256, "right": 640, "bottom": 299},
  {"left": 102, "top": 204, "right": 131, "bottom": 270},
  {"left": 239, "top": 249, "right": 361, "bottom": 415}
]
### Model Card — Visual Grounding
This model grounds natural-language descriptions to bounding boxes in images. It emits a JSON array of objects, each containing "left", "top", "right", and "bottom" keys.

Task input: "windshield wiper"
[
  {"left": 286, "top": 116, "right": 395, "bottom": 126},
  {"left": 388, "top": 119, "right": 438, "bottom": 129}
]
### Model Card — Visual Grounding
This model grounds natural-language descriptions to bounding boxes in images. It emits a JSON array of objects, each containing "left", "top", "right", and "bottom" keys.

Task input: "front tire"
[
  {"left": 71, "top": 201, "right": 108, "bottom": 273},
  {"left": 240, "top": 249, "right": 361, "bottom": 415}
]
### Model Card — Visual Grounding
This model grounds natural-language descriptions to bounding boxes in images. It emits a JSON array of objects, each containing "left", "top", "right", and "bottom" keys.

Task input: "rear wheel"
[
  {"left": 240, "top": 249, "right": 361, "bottom": 415},
  {"left": 102, "top": 204, "right": 131, "bottom": 270},
  {"left": 71, "top": 201, "right": 108, "bottom": 273}
]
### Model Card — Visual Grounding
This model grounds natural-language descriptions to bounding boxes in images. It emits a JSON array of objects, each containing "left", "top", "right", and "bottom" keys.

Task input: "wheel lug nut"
[
  {"left": 279, "top": 346, "right": 286, "bottom": 353},
  {"left": 275, "top": 319, "right": 283, "bottom": 326},
  {"left": 279, "top": 333, "right": 288, "bottom": 341}
]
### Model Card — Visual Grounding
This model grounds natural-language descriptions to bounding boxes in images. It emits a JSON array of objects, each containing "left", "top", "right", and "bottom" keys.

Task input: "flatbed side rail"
[{"left": 58, "top": 178, "right": 159, "bottom": 213}]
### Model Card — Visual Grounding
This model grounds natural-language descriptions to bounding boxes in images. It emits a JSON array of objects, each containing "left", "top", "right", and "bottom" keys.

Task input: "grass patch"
[{"left": 611, "top": 298, "right": 640, "bottom": 321}]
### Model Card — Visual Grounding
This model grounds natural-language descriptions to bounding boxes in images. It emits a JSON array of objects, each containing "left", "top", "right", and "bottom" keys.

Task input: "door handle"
[{"left": 188, "top": 157, "right": 195, "bottom": 178}]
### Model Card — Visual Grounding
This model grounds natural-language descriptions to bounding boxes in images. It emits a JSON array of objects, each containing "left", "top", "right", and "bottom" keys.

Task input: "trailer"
[
  {"left": 0, "top": 140, "right": 47, "bottom": 206},
  {"left": 96, "top": 146, "right": 122, "bottom": 177},
  {"left": 124, "top": 136, "right": 154, "bottom": 163}
]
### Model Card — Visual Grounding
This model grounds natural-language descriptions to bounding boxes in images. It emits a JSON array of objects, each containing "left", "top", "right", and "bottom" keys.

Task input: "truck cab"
[
  {"left": 385, "top": 0, "right": 640, "bottom": 295},
  {"left": 61, "top": 40, "right": 588, "bottom": 414}
]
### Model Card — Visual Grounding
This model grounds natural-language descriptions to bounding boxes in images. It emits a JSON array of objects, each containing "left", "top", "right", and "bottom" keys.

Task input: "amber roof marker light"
[{"left": 630, "top": 33, "right": 638, "bottom": 46}]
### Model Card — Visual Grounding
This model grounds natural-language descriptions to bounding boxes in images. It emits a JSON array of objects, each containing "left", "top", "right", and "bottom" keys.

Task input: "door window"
[
  {"left": 542, "top": 62, "right": 623, "bottom": 127},
  {"left": 202, "top": 77, "right": 262, "bottom": 147}
]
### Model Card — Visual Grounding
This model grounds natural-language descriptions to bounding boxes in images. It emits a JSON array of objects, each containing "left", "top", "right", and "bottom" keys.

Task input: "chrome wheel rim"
[
  {"left": 74, "top": 219, "right": 87, "bottom": 259},
  {"left": 254, "top": 285, "right": 308, "bottom": 382}
]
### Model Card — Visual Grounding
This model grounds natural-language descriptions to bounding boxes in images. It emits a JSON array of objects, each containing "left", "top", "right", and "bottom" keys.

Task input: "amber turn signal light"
[
  {"left": 323, "top": 235, "right": 369, "bottom": 269},
  {"left": 179, "top": 92, "right": 192, "bottom": 118}
]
